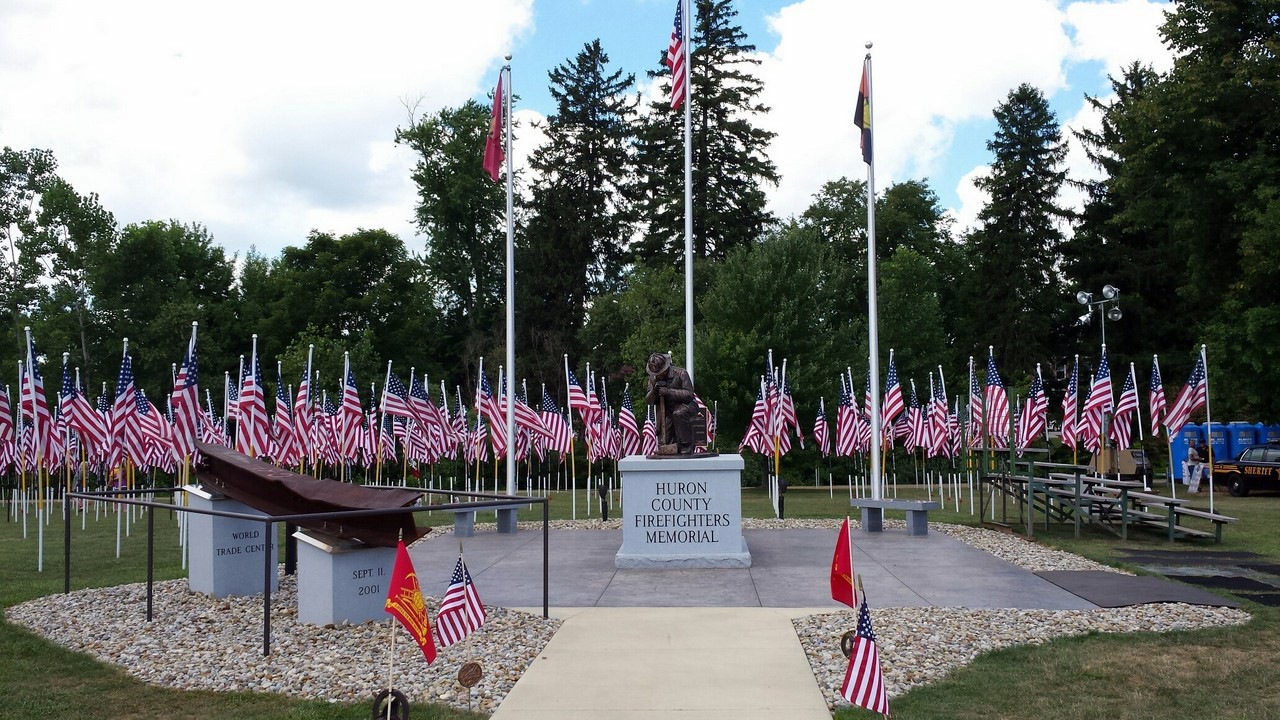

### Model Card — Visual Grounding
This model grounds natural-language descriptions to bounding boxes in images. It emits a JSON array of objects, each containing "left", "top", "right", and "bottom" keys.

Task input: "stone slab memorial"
[
  {"left": 294, "top": 530, "right": 397, "bottom": 626},
  {"left": 186, "top": 441, "right": 430, "bottom": 604},
  {"left": 616, "top": 454, "right": 751, "bottom": 568},
  {"left": 185, "top": 484, "right": 278, "bottom": 597}
]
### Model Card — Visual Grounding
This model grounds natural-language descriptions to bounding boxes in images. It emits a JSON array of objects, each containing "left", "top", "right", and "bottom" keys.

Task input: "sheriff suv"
[{"left": 1213, "top": 442, "right": 1280, "bottom": 497}]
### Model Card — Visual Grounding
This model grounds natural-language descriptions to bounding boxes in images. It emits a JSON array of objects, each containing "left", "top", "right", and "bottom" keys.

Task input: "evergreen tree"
[
  {"left": 396, "top": 101, "right": 507, "bottom": 386},
  {"left": 958, "top": 84, "right": 1068, "bottom": 373},
  {"left": 519, "top": 40, "right": 637, "bottom": 387},
  {"left": 1069, "top": 1, "right": 1280, "bottom": 419},
  {"left": 632, "top": 0, "right": 779, "bottom": 266}
]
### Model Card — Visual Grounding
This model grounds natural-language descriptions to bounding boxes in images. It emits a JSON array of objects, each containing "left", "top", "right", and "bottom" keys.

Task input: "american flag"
[
  {"left": 294, "top": 368, "right": 313, "bottom": 461},
  {"left": 538, "top": 388, "right": 573, "bottom": 455},
  {"left": 510, "top": 380, "right": 551, "bottom": 439},
  {"left": 271, "top": 368, "right": 299, "bottom": 465},
  {"left": 1148, "top": 355, "right": 1166, "bottom": 438},
  {"left": 967, "top": 361, "right": 984, "bottom": 448},
  {"left": 565, "top": 364, "right": 591, "bottom": 420},
  {"left": 813, "top": 399, "right": 830, "bottom": 457},
  {"left": 20, "top": 335, "right": 54, "bottom": 461},
  {"left": 739, "top": 378, "right": 769, "bottom": 454},
  {"left": 338, "top": 358, "right": 363, "bottom": 461},
  {"left": 1110, "top": 363, "right": 1140, "bottom": 451},
  {"left": 170, "top": 337, "right": 200, "bottom": 461},
  {"left": 110, "top": 353, "right": 143, "bottom": 466},
  {"left": 0, "top": 386, "right": 14, "bottom": 444},
  {"left": 436, "top": 554, "right": 487, "bottom": 647},
  {"left": 585, "top": 371, "right": 603, "bottom": 424},
  {"left": 666, "top": 0, "right": 687, "bottom": 109},
  {"left": 840, "top": 597, "right": 890, "bottom": 716},
  {"left": 781, "top": 375, "right": 804, "bottom": 446},
  {"left": 135, "top": 389, "right": 175, "bottom": 452},
  {"left": 906, "top": 382, "right": 926, "bottom": 452},
  {"left": 238, "top": 353, "right": 272, "bottom": 459},
  {"left": 381, "top": 368, "right": 415, "bottom": 421},
  {"left": 751, "top": 375, "right": 771, "bottom": 439},
  {"left": 642, "top": 406, "right": 658, "bottom": 456},
  {"left": 408, "top": 373, "right": 446, "bottom": 451},
  {"left": 984, "top": 353, "right": 1010, "bottom": 448},
  {"left": 478, "top": 372, "right": 507, "bottom": 457},
  {"left": 1163, "top": 353, "right": 1207, "bottom": 435},
  {"left": 617, "top": 386, "right": 641, "bottom": 457},
  {"left": 1061, "top": 356, "right": 1079, "bottom": 451},
  {"left": 928, "top": 374, "right": 951, "bottom": 459},
  {"left": 1080, "top": 351, "right": 1113, "bottom": 452},
  {"left": 1016, "top": 368, "right": 1048, "bottom": 455},
  {"left": 835, "top": 378, "right": 857, "bottom": 457},
  {"left": 62, "top": 363, "right": 108, "bottom": 453},
  {"left": 881, "top": 354, "right": 905, "bottom": 433}
]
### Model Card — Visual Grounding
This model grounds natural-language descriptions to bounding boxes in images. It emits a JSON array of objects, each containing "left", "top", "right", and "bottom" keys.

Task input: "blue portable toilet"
[
  {"left": 1171, "top": 424, "right": 1202, "bottom": 469},
  {"left": 1206, "top": 422, "right": 1229, "bottom": 464},
  {"left": 1229, "top": 422, "right": 1259, "bottom": 459},
  {"left": 1267, "top": 425, "right": 1280, "bottom": 445}
]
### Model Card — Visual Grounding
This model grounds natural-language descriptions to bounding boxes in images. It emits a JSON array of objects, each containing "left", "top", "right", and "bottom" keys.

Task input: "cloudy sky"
[{"left": 0, "top": 0, "right": 1175, "bottom": 258}]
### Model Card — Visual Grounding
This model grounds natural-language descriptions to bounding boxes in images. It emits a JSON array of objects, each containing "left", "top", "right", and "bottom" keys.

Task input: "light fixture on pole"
[{"left": 1075, "top": 284, "right": 1122, "bottom": 345}]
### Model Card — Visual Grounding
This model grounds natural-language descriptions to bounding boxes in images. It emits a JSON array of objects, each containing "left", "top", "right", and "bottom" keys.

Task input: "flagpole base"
[{"left": 372, "top": 689, "right": 409, "bottom": 720}]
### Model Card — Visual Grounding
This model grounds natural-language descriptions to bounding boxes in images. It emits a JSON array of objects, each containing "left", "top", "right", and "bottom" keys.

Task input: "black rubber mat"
[
  {"left": 1168, "top": 575, "right": 1279, "bottom": 592},
  {"left": 1237, "top": 593, "right": 1280, "bottom": 608},
  {"left": 1036, "top": 570, "right": 1240, "bottom": 608},
  {"left": 1115, "top": 549, "right": 1263, "bottom": 565},
  {"left": 1239, "top": 563, "right": 1280, "bottom": 577}
]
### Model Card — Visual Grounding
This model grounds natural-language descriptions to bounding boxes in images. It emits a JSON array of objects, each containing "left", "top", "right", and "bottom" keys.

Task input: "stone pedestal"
[
  {"left": 294, "top": 530, "right": 397, "bottom": 626},
  {"left": 185, "top": 485, "right": 278, "bottom": 597},
  {"left": 616, "top": 454, "right": 751, "bottom": 568}
]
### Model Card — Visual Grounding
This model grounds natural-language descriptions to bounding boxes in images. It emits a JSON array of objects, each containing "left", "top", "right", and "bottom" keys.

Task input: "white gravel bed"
[
  {"left": 6, "top": 519, "right": 1254, "bottom": 717},
  {"left": 6, "top": 573, "right": 559, "bottom": 715}
]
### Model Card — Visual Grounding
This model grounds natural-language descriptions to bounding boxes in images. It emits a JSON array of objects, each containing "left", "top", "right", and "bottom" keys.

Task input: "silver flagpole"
[
  {"left": 683, "top": 0, "right": 694, "bottom": 383},
  {"left": 503, "top": 58, "right": 516, "bottom": 497},
  {"left": 1201, "top": 345, "right": 1213, "bottom": 514},
  {"left": 863, "top": 46, "right": 882, "bottom": 500}
]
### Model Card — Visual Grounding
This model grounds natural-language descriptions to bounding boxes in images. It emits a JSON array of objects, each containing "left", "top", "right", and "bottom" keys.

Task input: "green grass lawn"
[{"left": 4, "top": 479, "right": 1280, "bottom": 719}]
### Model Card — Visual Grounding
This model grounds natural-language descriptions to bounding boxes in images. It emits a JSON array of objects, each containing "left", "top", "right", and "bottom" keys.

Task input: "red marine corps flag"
[
  {"left": 830, "top": 517, "right": 857, "bottom": 609},
  {"left": 384, "top": 540, "right": 437, "bottom": 664}
]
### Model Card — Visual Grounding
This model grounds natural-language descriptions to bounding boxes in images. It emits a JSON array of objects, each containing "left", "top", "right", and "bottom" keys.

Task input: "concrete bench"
[
  {"left": 450, "top": 506, "right": 519, "bottom": 537},
  {"left": 849, "top": 499, "right": 942, "bottom": 536}
]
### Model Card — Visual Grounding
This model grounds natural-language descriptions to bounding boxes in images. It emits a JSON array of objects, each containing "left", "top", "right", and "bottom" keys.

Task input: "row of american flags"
[
  {"left": 4, "top": 326, "right": 724, "bottom": 478},
  {"left": 738, "top": 345, "right": 1210, "bottom": 463}
]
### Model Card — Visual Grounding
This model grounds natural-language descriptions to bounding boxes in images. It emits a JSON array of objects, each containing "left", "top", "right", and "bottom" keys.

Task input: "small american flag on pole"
[
  {"left": 1110, "top": 363, "right": 1140, "bottom": 451},
  {"left": 1061, "top": 356, "right": 1079, "bottom": 451},
  {"left": 840, "top": 595, "right": 890, "bottom": 716},
  {"left": 436, "top": 554, "right": 487, "bottom": 648},
  {"left": 983, "top": 351, "right": 1010, "bottom": 448},
  {"left": 1148, "top": 355, "right": 1166, "bottom": 437}
]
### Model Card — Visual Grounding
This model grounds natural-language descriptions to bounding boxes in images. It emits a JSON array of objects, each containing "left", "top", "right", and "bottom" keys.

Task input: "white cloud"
[
  {"left": 754, "top": 0, "right": 1173, "bottom": 223},
  {"left": 0, "top": 0, "right": 1176, "bottom": 258},
  {"left": 1066, "top": 0, "right": 1174, "bottom": 77},
  {"left": 952, "top": 165, "right": 991, "bottom": 234},
  {"left": 756, "top": 0, "right": 1073, "bottom": 220},
  {"left": 0, "top": 0, "right": 534, "bottom": 256}
]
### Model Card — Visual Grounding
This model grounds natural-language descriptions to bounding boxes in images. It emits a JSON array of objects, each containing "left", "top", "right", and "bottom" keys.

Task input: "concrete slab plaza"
[{"left": 408, "top": 526, "right": 1096, "bottom": 719}]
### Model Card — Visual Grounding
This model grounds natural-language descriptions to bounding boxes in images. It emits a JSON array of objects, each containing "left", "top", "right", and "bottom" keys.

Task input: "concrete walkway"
[
  {"left": 409, "top": 527, "right": 1095, "bottom": 718},
  {"left": 493, "top": 607, "right": 829, "bottom": 719}
]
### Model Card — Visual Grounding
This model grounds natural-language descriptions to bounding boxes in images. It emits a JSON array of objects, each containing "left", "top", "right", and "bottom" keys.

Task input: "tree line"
[{"left": 1, "top": 0, "right": 1276, "bottom": 451}]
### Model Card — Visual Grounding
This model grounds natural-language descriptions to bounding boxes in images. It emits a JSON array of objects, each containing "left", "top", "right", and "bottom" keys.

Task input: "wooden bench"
[{"left": 850, "top": 498, "right": 941, "bottom": 536}]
